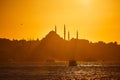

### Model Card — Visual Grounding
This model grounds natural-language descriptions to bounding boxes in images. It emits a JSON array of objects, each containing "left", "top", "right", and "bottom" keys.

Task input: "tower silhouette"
[
  {"left": 55, "top": 25, "right": 57, "bottom": 33},
  {"left": 64, "top": 24, "right": 66, "bottom": 40},
  {"left": 76, "top": 30, "right": 78, "bottom": 39},
  {"left": 68, "top": 31, "right": 70, "bottom": 40}
]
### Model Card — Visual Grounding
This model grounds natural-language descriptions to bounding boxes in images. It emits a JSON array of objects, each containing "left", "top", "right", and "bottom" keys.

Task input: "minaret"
[
  {"left": 68, "top": 31, "right": 70, "bottom": 40},
  {"left": 64, "top": 24, "right": 66, "bottom": 40},
  {"left": 76, "top": 30, "right": 78, "bottom": 39},
  {"left": 55, "top": 25, "right": 57, "bottom": 33}
]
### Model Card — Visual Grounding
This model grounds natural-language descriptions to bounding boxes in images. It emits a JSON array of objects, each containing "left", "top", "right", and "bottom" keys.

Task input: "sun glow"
[
  {"left": 0, "top": 0, "right": 120, "bottom": 43},
  {"left": 80, "top": 0, "right": 92, "bottom": 5}
]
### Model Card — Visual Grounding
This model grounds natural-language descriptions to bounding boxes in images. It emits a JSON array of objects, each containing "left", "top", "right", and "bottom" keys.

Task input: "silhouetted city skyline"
[{"left": 0, "top": 29, "right": 120, "bottom": 65}]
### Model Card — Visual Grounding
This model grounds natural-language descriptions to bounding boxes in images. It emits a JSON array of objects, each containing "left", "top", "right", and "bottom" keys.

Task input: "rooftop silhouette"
[{"left": 0, "top": 28, "right": 120, "bottom": 65}]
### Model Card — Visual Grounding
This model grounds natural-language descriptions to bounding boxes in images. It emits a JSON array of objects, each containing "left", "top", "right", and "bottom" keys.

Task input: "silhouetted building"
[{"left": 0, "top": 26, "right": 120, "bottom": 64}]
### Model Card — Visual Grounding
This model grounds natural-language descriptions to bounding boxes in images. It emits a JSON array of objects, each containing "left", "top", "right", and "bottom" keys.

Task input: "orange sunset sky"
[{"left": 0, "top": 0, "right": 120, "bottom": 43}]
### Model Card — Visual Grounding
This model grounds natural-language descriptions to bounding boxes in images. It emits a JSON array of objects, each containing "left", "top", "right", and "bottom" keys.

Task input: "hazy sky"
[{"left": 0, "top": 0, "right": 120, "bottom": 43}]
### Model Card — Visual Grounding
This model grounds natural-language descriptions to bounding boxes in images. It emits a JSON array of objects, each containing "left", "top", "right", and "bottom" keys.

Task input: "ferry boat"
[{"left": 68, "top": 60, "right": 77, "bottom": 66}]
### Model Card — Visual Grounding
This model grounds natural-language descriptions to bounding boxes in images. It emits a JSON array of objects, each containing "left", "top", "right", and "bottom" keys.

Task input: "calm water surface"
[{"left": 0, "top": 64, "right": 120, "bottom": 80}]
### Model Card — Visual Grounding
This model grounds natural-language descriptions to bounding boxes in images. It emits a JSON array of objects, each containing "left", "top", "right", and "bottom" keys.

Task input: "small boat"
[
  {"left": 68, "top": 60, "right": 77, "bottom": 66},
  {"left": 46, "top": 59, "right": 55, "bottom": 63},
  {"left": 45, "top": 59, "right": 55, "bottom": 65}
]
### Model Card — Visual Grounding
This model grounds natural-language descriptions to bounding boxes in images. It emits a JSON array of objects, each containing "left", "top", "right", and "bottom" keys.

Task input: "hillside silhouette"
[{"left": 0, "top": 31, "right": 120, "bottom": 65}]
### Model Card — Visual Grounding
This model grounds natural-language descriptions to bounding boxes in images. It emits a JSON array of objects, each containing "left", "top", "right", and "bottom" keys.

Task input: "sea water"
[{"left": 0, "top": 63, "right": 120, "bottom": 80}]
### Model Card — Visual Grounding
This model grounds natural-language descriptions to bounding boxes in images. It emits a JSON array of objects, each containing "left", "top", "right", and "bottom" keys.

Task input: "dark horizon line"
[
  {"left": 0, "top": 37, "right": 119, "bottom": 45},
  {"left": 0, "top": 30, "right": 119, "bottom": 45}
]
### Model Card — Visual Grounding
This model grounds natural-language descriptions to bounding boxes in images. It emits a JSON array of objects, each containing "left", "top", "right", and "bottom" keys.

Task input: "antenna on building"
[{"left": 64, "top": 24, "right": 66, "bottom": 40}]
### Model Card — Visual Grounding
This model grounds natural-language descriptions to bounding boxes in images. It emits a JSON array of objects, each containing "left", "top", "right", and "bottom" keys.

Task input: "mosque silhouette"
[{"left": 0, "top": 25, "right": 120, "bottom": 65}]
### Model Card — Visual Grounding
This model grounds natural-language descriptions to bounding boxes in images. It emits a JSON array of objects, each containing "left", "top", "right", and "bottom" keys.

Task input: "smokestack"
[
  {"left": 68, "top": 31, "right": 70, "bottom": 40},
  {"left": 76, "top": 30, "right": 78, "bottom": 39},
  {"left": 64, "top": 24, "right": 66, "bottom": 40},
  {"left": 55, "top": 25, "right": 57, "bottom": 33}
]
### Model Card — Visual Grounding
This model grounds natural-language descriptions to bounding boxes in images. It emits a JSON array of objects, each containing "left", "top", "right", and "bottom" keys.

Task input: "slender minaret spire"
[
  {"left": 76, "top": 30, "right": 78, "bottom": 39},
  {"left": 64, "top": 24, "right": 66, "bottom": 40},
  {"left": 68, "top": 31, "right": 70, "bottom": 40},
  {"left": 55, "top": 25, "right": 57, "bottom": 33}
]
